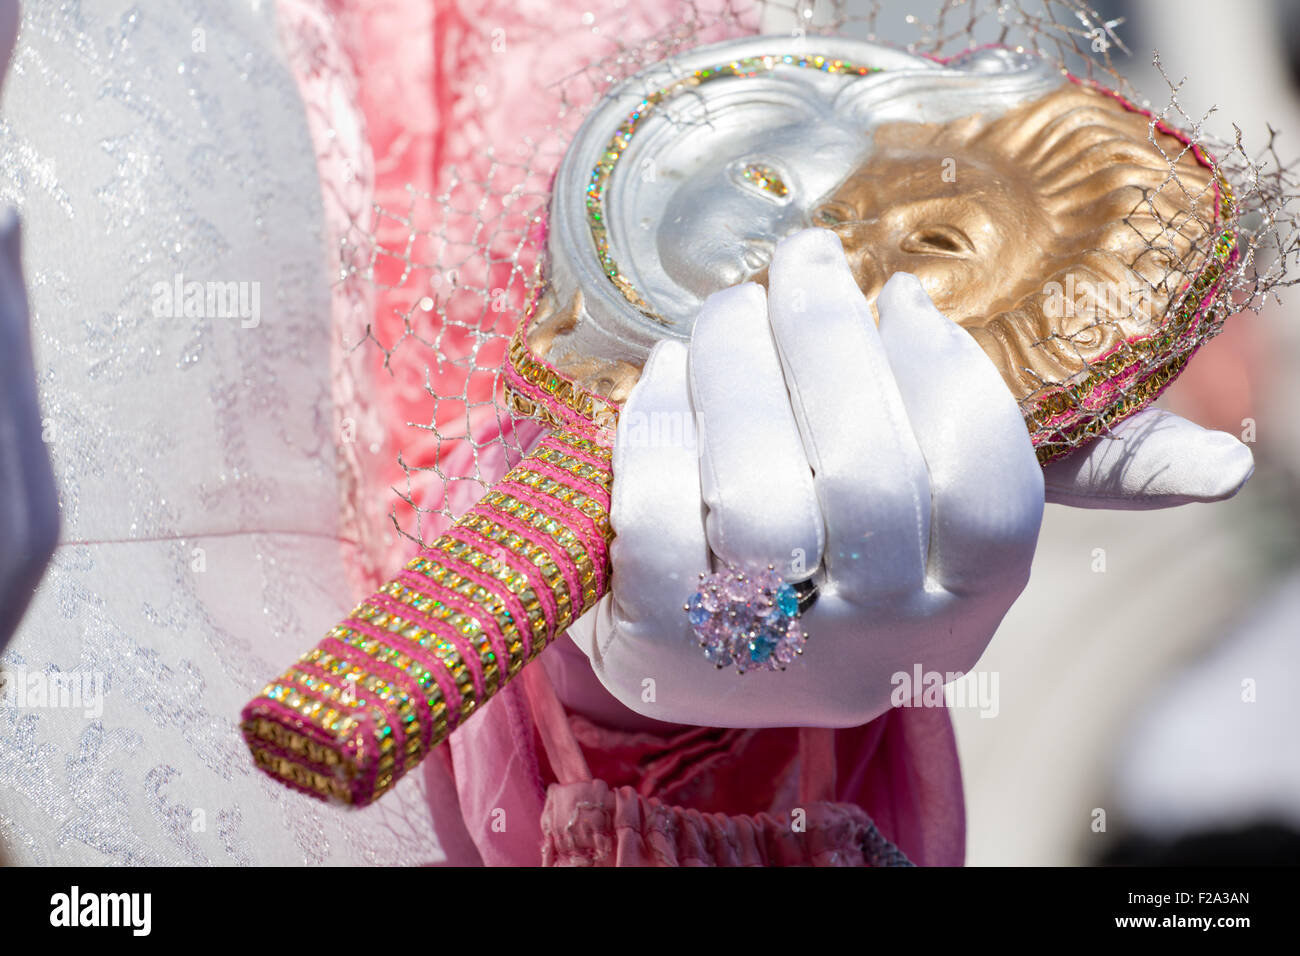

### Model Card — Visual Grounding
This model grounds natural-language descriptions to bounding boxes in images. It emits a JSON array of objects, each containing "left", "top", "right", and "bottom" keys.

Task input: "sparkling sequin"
[{"left": 738, "top": 161, "right": 790, "bottom": 198}]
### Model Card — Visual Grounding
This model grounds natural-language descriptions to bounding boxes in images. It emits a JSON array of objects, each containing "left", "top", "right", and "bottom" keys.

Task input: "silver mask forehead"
[{"left": 545, "top": 35, "right": 1061, "bottom": 367}]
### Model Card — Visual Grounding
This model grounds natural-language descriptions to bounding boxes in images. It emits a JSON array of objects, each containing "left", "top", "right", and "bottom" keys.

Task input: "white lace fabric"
[{"left": 0, "top": 2, "right": 441, "bottom": 865}]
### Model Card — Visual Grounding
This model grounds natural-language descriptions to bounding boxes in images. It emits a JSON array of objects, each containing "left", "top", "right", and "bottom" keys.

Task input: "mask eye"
[
  {"left": 729, "top": 159, "right": 792, "bottom": 204},
  {"left": 901, "top": 225, "right": 974, "bottom": 256},
  {"left": 812, "top": 201, "right": 855, "bottom": 227},
  {"left": 742, "top": 238, "right": 775, "bottom": 273}
]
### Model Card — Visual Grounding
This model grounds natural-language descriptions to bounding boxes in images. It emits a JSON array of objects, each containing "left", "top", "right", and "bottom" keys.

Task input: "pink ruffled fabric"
[
  {"left": 541, "top": 781, "right": 912, "bottom": 867},
  {"left": 281, "top": 0, "right": 968, "bottom": 866},
  {"left": 524, "top": 661, "right": 945, "bottom": 866},
  {"left": 558, "top": 698, "right": 965, "bottom": 866}
]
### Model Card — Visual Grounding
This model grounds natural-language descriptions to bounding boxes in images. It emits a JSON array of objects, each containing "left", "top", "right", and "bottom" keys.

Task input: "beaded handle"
[{"left": 240, "top": 428, "right": 613, "bottom": 806}]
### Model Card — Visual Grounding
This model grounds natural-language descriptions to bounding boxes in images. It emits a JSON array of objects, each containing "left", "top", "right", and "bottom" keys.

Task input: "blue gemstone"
[
  {"left": 776, "top": 583, "right": 799, "bottom": 617},
  {"left": 704, "top": 644, "right": 734, "bottom": 668},
  {"left": 749, "top": 631, "right": 778, "bottom": 663},
  {"left": 687, "top": 594, "right": 711, "bottom": 626}
]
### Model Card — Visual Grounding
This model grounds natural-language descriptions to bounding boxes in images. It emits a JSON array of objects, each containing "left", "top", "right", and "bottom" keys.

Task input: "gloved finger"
[
  {"left": 876, "top": 272, "right": 1043, "bottom": 596},
  {"left": 1044, "top": 407, "right": 1255, "bottom": 509},
  {"left": 688, "top": 282, "right": 823, "bottom": 579},
  {"left": 608, "top": 339, "right": 711, "bottom": 640},
  {"left": 768, "top": 227, "right": 930, "bottom": 599}
]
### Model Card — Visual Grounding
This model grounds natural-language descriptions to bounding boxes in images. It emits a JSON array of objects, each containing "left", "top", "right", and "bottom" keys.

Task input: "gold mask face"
[{"left": 805, "top": 84, "right": 1218, "bottom": 404}]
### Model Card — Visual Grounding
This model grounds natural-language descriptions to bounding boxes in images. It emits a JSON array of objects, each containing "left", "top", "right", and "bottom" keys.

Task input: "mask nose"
[{"left": 822, "top": 221, "right": 885, "bottom": 310}]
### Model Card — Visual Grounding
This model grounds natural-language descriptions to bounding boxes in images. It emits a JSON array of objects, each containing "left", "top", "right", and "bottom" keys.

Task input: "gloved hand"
[
  {"left": 568, "top": 228, "right": 1042, "bottom": 726},
  {"left": 567, "top": 227, "right": 1255, "bottom": 728}
]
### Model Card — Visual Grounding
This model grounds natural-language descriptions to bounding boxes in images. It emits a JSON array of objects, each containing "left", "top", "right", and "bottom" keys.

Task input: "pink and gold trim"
[{"left": 241, "top": 429, "right": 613, "bottom": 806}]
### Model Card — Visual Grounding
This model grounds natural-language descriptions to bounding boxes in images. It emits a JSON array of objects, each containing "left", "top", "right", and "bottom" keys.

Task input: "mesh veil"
[{"left": 325, "top": 0, "right": 1300, "bottom": 554}]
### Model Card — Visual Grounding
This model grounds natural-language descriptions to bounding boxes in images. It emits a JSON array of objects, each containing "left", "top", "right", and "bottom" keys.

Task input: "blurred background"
[{"left": 776, "top": 0, "right": 1300, "bottom": 866}]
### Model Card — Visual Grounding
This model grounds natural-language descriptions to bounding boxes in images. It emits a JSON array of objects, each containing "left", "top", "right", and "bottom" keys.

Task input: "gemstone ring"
[{"left": 683, "top": 564, "right": 815, "bottom": 673}]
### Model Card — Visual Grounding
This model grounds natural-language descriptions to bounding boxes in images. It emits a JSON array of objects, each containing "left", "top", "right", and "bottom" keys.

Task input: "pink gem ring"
[{"left": 683, "top": 564, "right": 816, "bottom": 673}]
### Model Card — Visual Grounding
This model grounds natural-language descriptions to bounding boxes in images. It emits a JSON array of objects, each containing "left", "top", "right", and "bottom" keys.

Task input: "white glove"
[
  {"left": 569, "top": 228, "right": 1045, "bottom": 727},
  {"left": 1042, "top": 407, "right": 1253, "bottom": 509},
  {"left": 569, "top": 226, "right": 1257, "bottom": 728},
  {"left": 571, "top": 222, "right": 1258, "bottom": 727}
]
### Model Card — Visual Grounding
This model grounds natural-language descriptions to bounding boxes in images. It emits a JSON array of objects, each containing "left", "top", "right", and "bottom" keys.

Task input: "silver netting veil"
[{"left": 338, "top": 0, "right": 1300, "bottom": 551}]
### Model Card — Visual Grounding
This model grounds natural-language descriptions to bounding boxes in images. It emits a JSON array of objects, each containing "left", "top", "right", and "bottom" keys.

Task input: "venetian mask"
[{"left": 509, "top": 36, "right": 1232, "bottom": 462}]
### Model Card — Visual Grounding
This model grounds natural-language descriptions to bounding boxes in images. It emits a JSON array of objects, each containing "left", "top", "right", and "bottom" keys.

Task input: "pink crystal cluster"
[{"left": 684, "top": 566, "right": 807, "bottom": 674}]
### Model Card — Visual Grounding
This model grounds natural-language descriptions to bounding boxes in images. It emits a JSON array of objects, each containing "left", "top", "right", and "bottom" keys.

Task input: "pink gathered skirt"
[
  {"left": 434, "top": 651, "right": 966, "bottom": 866},
  {"left": 528, "top": 665, "right": 921, "bottom": 867},
  {"left": 541, "top": 780, "right": 913, "bottom": 867}
]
